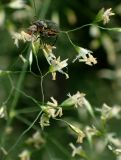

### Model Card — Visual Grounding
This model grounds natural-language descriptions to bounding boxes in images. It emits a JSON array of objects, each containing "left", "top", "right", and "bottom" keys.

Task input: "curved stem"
[
  {"left": 60, "top": 23, "right": 121, "bottom": 35},
  {"left": 1, "top": 0, "right": 52, "bottom": 159},
  {"left": 60, "top": 23, "right": 92, "bottom": 33},
  {"left": 41, "top": 72, "right": 49, "bottom": 104},
  {"left": 65, "top": 32, "right": 76, "bottom": 48},
  {"left": 0, "top": 46, "right": 31, "bottom": 149},
  {"left": 3, "top": 111, "right": 42, "bottom": 160}
]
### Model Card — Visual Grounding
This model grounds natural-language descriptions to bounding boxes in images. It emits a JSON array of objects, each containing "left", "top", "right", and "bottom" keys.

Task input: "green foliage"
[{"left": 0, "top": 0, "right": 121, "bottom": 160}]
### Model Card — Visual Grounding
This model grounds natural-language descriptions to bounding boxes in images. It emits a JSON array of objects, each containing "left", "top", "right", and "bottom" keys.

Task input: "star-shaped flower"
[
  {"left": 12, "top": 31, "right": 34, "bottom": 47},
  {"left": 73, "top": 46, "right": 97, "bottom": 66},
  {"left": 49, "top": 57, "right": 69, "bottom": 80},
  {"left": 103, "top": 8, "right": 115, "bottom": 25}
]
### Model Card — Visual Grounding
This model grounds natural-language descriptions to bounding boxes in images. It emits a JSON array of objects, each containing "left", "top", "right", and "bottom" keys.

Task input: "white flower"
[
  {"left": 107, "top": 133, "right": 121, "bottom": 148},
  {"left": 40, "top": 113, "right": 50, "bottom": 129},
  {"left": 110, "top": 105, "right": 121, "bottom": 119},
  {"left": 68, "top": 123, "right": 85, "bottom": 143},
  {"left": 68, "top": 92, "right": 85, "bottom": 108},
  {"left": 47, "top": 97, "right": 63, "bottom": 117},
  {"left": 103, "top": 8, "right": 115, "bottom": 24},
  {"left": 47, "top": 97, "right": 58, "bottom": 107},
  {"left": 49, "top": 57, "right": 69, "bottom": 80},
  {"left": 60, "top": 92, "right": 86, "bottom": 109},
  {"left": 101, "top": 103, "right": 112, "bottom": 120},
  {"left": 40, "top": 97, "right": 63, "bottom": 129},
  {"left": 12, "top": 31, "right": 34, "bottom": 47},
  {"left": 26, "top": 131, "right": 45, "bottom": 148},
  {"left": 46, "top": 97, "right": 63, "bottom": 118},
  {"left": 18, "top": 150, "right": 30, "bottom": 160},
  {"left": 69, "top": 143, "right": 83, "bottom": 157},
  {"left": 50, "top": 57, "right": 68, "bottom": 71},
  {"left": 19, "top": 54, "right": 27, "bottom": 63},
  {"left": 101, "top": 104, "right": 121, "bottom": 121},
  {"left": 8, "top": 0, "right": 26, "bottom": 9},
  {"left": 85, "top": 125, "right": 99, "bottom": 137},
  {"left": 108, "top": 145, "right": 121, "bottom": 156},
  {"left": 42, "top": 45, "right": 69, "bottom": 80},
  {"left": 0, "top": 105, "right": 7, "bottom": 119},
  {"left": 42, "top": 44, "right": 56, "bottom": 64},
  {"left": 73, "top": 47, "right": 97, "bottom": 66}
]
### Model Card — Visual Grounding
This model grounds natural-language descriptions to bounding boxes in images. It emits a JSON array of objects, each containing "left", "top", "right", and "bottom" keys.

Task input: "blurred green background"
[{"left": 0, "top": 0, "right": 121, "bottom": 160}]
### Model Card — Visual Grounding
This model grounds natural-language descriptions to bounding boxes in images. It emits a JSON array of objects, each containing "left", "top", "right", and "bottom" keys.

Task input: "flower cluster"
[
  {"left": 61, "top": 91, "right": 85, "bottom": 108},
  {"left": 12, "top": 31, "right": 34, "bottom": 47},
  {"left": 107, "top": 135, "right": 121, "bottom": 160},
  {"left": 8, "top": 0, "right": 26, "bottom": 9},
  {"left": 26, "top": 131, "right": 45, "bottom": 149},
  {"left": 42, "top": 44, "right": 56, "bottom": 64},
  {"left": 69, "top": 143, "right": 84, "bottom": 157},
  {"left": 49, "top": 56, "right": 69, "bottom": 80},
  {"left": 103, "top": 8, "right": 115, "bottom": 24},
  {"left": 85, "top": 125, "right": 100, "bottom": 137},
  {"left": 18, "top": 150, "right": 30, "bottom": 160},
  {"left": 94, "top": 8, "right": 115, "bottom": 25},
  {"left": 73, "top": 46, "right": 97, "bottom": 66},
  {"left": 41, "top": 44, "right": 69, "bottom": 80},
  {"left": 68, "top": 123, "right": 85, "bottom": 143},
  {"left": 12, "top": 30, "right": 69, "bottom": 80},
  {"left": 40, "top": 97, "right": 63, "bottom": 129},
  {"left": 100, "top": 103, "right": 121, "bottom": 121}
]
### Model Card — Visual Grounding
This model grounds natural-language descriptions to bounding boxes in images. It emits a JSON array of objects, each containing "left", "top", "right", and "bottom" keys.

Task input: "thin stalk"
[
  {"left": 16, "top": 114, "right": 39, "bottom": 130},
  {"left": 65, "top": 32, "right": 76, "bottom": 48},
  {"left": 60, "top": 23, "right": 121, "bottom": 34},
  {"left": 41, "top": 72, "right": 49, "bottom": 104},
  {"left": 60, "top": 23, "right": 92, "bottom": 33},
  {"left": 1, "top": 0, "right": 52, "bottom": 156},
  {"left": 10, "top": 46, "right": 31, "bottom": 114},
  {"left": 3, "top": 111, "right": 42, "bottom": 160},
  {"left": 0, "top": 45, "right": 31, "bottom": 150}
]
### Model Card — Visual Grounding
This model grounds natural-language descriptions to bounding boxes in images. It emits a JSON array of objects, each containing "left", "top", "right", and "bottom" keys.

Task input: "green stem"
[
  {"left": 49, "top": 137, "right": 75, "bottom": 160},
  {"left": 14, "top": 87, "right": 40, "bottom": 107},
  {"left": 60, "top": 23, "right": 121, "bottom": 34},
  {"left": 4, "top": 110, "right": 42, "bottom": 159},
  {"left": 41, "top": 72, "right": 49, "bottom": 104},
  {"left": 61, "top": 23, "right": 92, "bottom": 33},
  {"left": 1, "top": 0, "right": 52, "bottom": 157},
  {"left": 16, "top": 107, "right": 40, "bottom": 114},
  {"left": 16, "top": 114, "right": 39, "bottom": 130},
  {"left": 65, "top": 32, "right": 76, "bottom": 48},
  {"left": 0, "top": 45, "right": 31, "bottom": 150},
  {"left": 10, "top": 46, "right": 31, "bottom": 114}
]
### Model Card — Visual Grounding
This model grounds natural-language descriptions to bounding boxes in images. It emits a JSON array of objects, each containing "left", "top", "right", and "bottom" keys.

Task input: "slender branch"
[
  {"left": 3, "top": 110, "right": 42, "bottom": 159},
  {"left": 0, "top": 46, "right": 31, "bottom": 149},
  {"left": 60, "top": 23, "right": 92, "bottom": 33},
  {"left": 41, "top": 72, "right": 49, "bottom": 104}
]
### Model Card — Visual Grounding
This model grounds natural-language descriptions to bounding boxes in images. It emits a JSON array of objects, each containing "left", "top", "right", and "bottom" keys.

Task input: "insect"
[{"left": 27, "top": 19, "right": 59, "bottom": 45}]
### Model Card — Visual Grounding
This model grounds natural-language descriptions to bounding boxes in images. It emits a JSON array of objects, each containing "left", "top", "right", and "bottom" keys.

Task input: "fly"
[
  {"left": 27, "top": 19, "right": 59, "bottom": 45},
  {"left": 27, "top": 0, "right": 60, "bottom": 45},
  {"left": 28, "top": 20, "right": 59, "bottom": 37}
]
